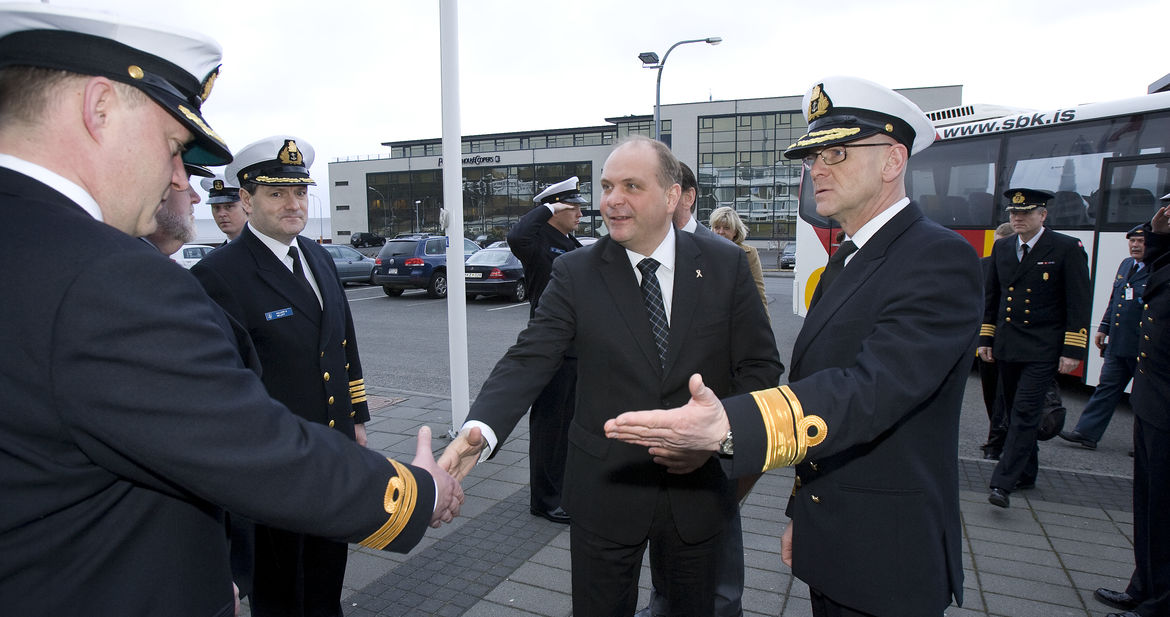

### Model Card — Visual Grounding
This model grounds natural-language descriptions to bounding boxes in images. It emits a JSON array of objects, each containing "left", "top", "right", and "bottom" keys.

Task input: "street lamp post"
[
  {"left": 414, "top": 200, "right": 422, "bottom": 232},
  {"left": 309, "top": 193, "right": 324, "bottom": 242},
  {"left": 638, "top": 36, "right": 722, "bottom": 141},
  {"left": 367, "top": 186, "right": 389, "bottom": 235}
]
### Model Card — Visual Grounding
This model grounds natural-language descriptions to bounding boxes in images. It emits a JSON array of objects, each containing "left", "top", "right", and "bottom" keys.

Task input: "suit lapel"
[
  {"left": 793, "top": 204, "right": 921, "bottom": 369},
  {"left": 1009, "top": 230, "right": 1053, "bottom": 284},
  {"left": 298, "top": 238, "right": 338, "bottom": 341},
  {"left": 665, "top": 232, "right": 702, "bottom": 377},
  {"left": 242, "top": 228, "right": 322, "bottom": 326},
  {"left": 597, "top": 238, "right": 664, "bottom": 375}
]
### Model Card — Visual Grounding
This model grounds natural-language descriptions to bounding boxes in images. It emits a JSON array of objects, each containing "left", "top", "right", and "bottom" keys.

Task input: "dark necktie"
[
  {"left": 1020, "top": 242, "right": 1030, "bottom": 263},
  {"left": 1127, "top": 261, "right": 1139, "bottom": 279},
  {"left": 637, "top": 258, "right": 669, "bottom": 368},
  {"left": 287, "top": 246, "right": 318, "bottom": 302},
  {"left": 810, "top": 240, "right": 857, "bottom": 308}
]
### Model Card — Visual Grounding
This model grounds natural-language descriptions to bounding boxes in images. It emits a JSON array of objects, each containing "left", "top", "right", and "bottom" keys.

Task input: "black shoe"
[
  {"left": 982, "top": 449, "right": 1001, "bottom": 460},
  {"left": 530, "top": 506, "right": 570, "bottom": 524},
  {"left": 988, "top": 488, "right": 1010, "bottom": 508},
  {"left": 1058, "top": 429, "right": 1097, "bottom": 449},
  {"left": 1013, "top": 480, "right": 1036, "bottom": 490},
  {"left": 1104, "top": 612, "right": 1141, "bottom": 617},
  {"left": 1094, "top": 587, "right": 1139, "bottom": 610}
]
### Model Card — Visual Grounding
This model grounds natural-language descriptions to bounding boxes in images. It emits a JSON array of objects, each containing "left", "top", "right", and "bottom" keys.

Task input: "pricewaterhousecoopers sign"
[{"left": 438, "top": 154, "right": 501, "bottom": 166}]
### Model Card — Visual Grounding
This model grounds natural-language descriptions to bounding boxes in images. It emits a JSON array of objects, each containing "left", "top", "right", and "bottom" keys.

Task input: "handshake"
[{"left": 411, "top": 425, "right": 488, "bottom": 528}]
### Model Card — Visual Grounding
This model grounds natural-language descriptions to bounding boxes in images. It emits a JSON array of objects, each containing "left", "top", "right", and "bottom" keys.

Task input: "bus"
[{"left": 792, "top": 89, "right": 1170, "bottom": 386}]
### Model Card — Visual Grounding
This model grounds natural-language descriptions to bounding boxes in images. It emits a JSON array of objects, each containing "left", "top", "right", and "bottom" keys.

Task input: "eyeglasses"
[{"left": 801, "top": 143, "right": 895, "bottom": 169}]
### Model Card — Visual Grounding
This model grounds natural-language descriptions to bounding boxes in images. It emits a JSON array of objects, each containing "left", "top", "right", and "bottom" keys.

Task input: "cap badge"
[
  {"left": 127, "top": 65, "right": 144, "bottom": 80},
  {"left": 808, "top": 84, "right": 832, "bottom": 121},
  {"left": 213, "top": 179, "right": 225, "bottom": 190},
  {"left": 1012, "top": 192, "right": 1026, "bottom": 204},
  {"left": 278, "top": 140, "right": 303, "bottom": 165},
  {"left": 199, "top": 66, "right": 220, "bottom": 103}
]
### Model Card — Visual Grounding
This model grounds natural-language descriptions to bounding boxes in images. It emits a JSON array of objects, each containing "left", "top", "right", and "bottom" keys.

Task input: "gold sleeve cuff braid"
[
  {"left": 358, "top": 459, "right": 419, "bottom": 549},
  {"left": 349, "top": 378, "right": 367, "bottom": 405},
  {"left": 1064, "top": 329, "right": 1088, "bottom": 349},
  {"left": 751, "top": 385, "right": 827, "bottom": 472},
  {"left": 980, "top": 324, "right": 996, "bottom": 338}
]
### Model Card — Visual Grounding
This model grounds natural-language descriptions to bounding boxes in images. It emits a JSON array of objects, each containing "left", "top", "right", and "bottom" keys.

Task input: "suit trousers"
[
  {"left": 529, "top": 357, "right": 576, "bottom": 511},
  {"left": 647, "top": 506, "right": 745, "bottom": 616},
  {"left": 569, "top": 489, "right": 722, "bottom": 617},
  {"left": 250, "top": 525, "right": 348, "bottom": 617},
  {"left": 978, "top": 357, "right": 1008, "bottom": 455},
  {"left": 991, "top": 360, "right": 1058, "bottom": 491},
  {"left": 1130, "top": 416, "right": 1170, "bottom": 617},
  {"left": 1073, "top": 354, "right": 1137, "bottom": 442},
  {"left": 810, "top": 588, "right": 882, "bottom": 617}
]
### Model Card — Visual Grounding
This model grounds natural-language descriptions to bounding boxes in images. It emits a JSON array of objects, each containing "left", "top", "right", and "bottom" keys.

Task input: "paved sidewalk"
[{"left": 245, "top": 385, "right": 1139, "bottom": 617}]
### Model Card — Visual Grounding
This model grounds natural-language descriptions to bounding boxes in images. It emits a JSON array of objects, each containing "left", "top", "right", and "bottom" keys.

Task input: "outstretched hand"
[
  {"left": 411, "top": 426, "right": 463, "bottom": 528},
  {"left": 1152, "top": 204, "right": 1170, "bottom": 235},
  {"left": 438, "top": 426, "right": 486, "bottom": 483},
  {"left": 604, "top": 373, "right": 729, "bottom": 452}
]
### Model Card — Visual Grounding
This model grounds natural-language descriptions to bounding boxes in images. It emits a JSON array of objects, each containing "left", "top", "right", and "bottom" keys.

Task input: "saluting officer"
[
  {"left": 202, "top": 172, "right": 247, "bottom": 243},
  {"left": 191, "top": 136, "right": 373, "bottom": 617},
  {"left": 505, "top": 176, "right": 585, "bottom": 524},
  {"left": 979, "top": 188, "right": 1091, "bottom": 508}
]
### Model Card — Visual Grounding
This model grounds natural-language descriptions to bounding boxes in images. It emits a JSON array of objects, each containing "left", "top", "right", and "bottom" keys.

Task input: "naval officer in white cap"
[
  {"left": 607, "top": 76, "right": 983, "bottom": 617},
  {"left": 504, "top": 176, "right": 585, "bottom": 525},
  {"left": 0, "top": 6, "right": 462, "bottom": 616},
  {"left": 203, "top": 173, "right": 247, "bottom": 243},
  {"left": 192, "top": 135, "right": 380, "bottom": 617}
]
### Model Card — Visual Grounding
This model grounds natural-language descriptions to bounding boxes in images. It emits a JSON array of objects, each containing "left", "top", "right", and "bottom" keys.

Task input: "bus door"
[{"left": 1083, "top": 153, "right": 1170, "bottom": 386}]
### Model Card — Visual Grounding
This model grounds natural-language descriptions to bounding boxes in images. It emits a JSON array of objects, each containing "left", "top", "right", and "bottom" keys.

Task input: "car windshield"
[
  {"left": 380, "top": 240, "right": 419, "bottom": 257},
  {"left": 466, "top": 249, "right": 512, "bottom": 266}
]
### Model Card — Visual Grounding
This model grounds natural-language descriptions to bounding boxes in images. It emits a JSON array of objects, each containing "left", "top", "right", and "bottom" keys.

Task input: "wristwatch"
[{"left": 718, "top": 430, "right": 734, "bottom": 456}]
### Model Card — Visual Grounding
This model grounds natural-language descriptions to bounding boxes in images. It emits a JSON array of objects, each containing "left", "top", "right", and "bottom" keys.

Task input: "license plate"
[
  {"left": 465, "top": 272, "right": 482, "bottom": 279},
  {"left": 386, "top": 268, "right": 398, "bottom": 274}
]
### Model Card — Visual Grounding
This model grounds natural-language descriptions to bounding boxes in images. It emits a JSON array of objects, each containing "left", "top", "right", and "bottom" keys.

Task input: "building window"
[
  {"left": 335, "top": 205, "right": 350, "bottom": 211},
  {"left": 337, "top": 230, "right": 351, "bottom": 235},
  {"left": 334, "top": 180, "right": 349, "bottom": 186}
]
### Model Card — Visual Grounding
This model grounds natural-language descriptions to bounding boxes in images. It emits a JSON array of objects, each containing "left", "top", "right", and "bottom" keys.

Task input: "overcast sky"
[{"left": 39, "top": 0, "right": 1170, "bottom": 217}]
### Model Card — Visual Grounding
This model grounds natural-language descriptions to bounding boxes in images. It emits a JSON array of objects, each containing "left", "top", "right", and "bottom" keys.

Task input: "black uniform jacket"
[
  {"left": 192, "top": 225, "right": 370, "bottom": 436},
  {"left": 0, "top": 169, "right": 433, "bottom": 617},
  {"left": 721, "top": 204, "right": 982, "bottom": 617},
  {"left": 1099, "top": 256, "right": 1149, "bottom": 359},
  {"left": 980, "top": 228, "right": 1092, "bottom": 362},
  {"left": 470, "top": 230, "right": 782, "bottom": 545},
  {"left": 1132, "top": 227, "right": 1170, "bottom": 430},
  {"left": 506, "top": 204, "right": 581, "bottom": 316}
]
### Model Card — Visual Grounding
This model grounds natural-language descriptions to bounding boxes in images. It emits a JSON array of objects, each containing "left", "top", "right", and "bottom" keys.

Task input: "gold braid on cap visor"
[
  {"left": 359, "top": 459, "right": 419, "bottom": 549},
  {"left": 750, "top": 385, "right": 827, "bottom": 470},
  {"left": 788, "top": 127, "right": 862, "bottom": 149}
]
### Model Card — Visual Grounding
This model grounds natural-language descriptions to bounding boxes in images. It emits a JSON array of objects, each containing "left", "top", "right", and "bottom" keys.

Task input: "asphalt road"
[{"left": 342, "top": 273, "right": 1135, "bottom": 480}]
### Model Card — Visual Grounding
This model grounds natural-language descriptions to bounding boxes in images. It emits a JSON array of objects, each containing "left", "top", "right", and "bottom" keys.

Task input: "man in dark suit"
[
  {"left": 505, "top": 176, "right": 584, "bottom": 523},
  {"left": 442, "top": 135, "right": 782, "bottom": 616},
  {"left": 141, "top": 163, "right": 206, "bottom": 256},
  {"left": 1060, "top": 225, "right": 1149, "bottom": 450},
  {"left": 192, "top": 135, "right": 371, "bottom": 617},
  {"left": 978, "top": 189, "right": 1091, "bottom": 508},
  {"left": 1095, "top": 201, "right": 1170, "bottom": 617},
  {"left": 674, "top": 161, "right": 716, "bottom": 238},
  {"left": 980, "top": 222, "right": 1014, "bottom": 459},
  {"left": 607, "top": 76, "right": 983, "bottom": 617},
  {"left": 0, "top": 7, "right": 460, "bottom": 617}
]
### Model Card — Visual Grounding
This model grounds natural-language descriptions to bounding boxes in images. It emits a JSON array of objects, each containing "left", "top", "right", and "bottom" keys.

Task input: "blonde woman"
[{"left": 709, "top": 206, "right": 768, "bottom": 317}]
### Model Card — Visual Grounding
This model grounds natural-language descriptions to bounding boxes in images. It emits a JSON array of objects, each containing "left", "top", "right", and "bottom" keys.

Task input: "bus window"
[
  {"left": 906, "top": 134, "right": 1000, "bottom": 227},
  {"left": 1098, "top": 154, "right": 1170, "bottom": 229}
]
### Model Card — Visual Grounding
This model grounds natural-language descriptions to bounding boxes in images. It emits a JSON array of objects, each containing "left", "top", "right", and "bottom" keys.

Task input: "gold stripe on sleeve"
[
  {"left": 1064, "top": 329, "right": 1088, "bottom": 348},
  {"left": 358, "top": 459, "right": 419, "bottom": 550},
  {"left": 349, "top": 378, "right": 367, "bottom": 405},
  {"left": 980, "top": 324, "right": 996, "bottom": 337},
  {"left": 750, "top": 385, "right": 827, "bottom": 472}
]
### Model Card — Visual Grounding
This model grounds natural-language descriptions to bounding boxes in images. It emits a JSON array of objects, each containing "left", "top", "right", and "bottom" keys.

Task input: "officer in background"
[
  {"left": 1095, "top": 201, "right": 1170, "bottom": 617},
  {"left": 979, "top": 188, "right": 1091, "bottom": 508},
  {"left": 505, "top": 176, "right": 584, "bottom": 523},
  {"left": 980, "top": 222, "right": 1014, "bottom": 459},
  {"left": 142, "top": 163, "right": 209, "bottom": 256},
  {"left": 1060, "top": 225, "right": 1149, "bottom": 450},
  {"left": 191, "top": 136, "right": 374, "bottom": 617},
  {"left": 202, "top": 172, "right": 247, "bottom": 243}
]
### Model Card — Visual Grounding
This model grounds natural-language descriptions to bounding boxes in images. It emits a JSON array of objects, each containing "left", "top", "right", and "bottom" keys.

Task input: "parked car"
[
  {"left": 464, "top": 247, "right": 526, "bottom": 302},
  {"left": 779, "top": 243, "right": 796, "bottom": 269},
  {"left": 324, "top": 244, "right": 376, "bottom": 285},
  {"left": 371, "top": 235, "right": 481, "bottom": 298},
  {"left": 169, "top": 243, "right": 214, "bottom": 269},
  {"left": 576, "top": 236, "right": 599, "bottom": 246},
  {"left": 350, "top": 232, "right": 385, "bottom": 248},
  {"left": 486, "top": 240, "right": 509, "bottom": 249}
]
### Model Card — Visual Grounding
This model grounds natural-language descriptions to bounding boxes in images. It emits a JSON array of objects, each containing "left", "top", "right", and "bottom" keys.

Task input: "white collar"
[
  {"left": 625, "top": 225, "right": 677, "bottom": 273},
  {"left": 845, "top": 197, "right": 910, "bottom": 250},
  {"left": 0, "top": 153, "right": 104, "bottom": 222},
  {"left": 248, "top": 222, "right": 299, "bottom": 263}
]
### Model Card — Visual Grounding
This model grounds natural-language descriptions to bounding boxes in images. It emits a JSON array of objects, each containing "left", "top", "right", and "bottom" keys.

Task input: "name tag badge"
[
  {"left": 265, "top": 307, "right": 294, "bottom": 321},
  {"left": 1125, "top": 287, "right": 1134, "bottom": 301}
]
